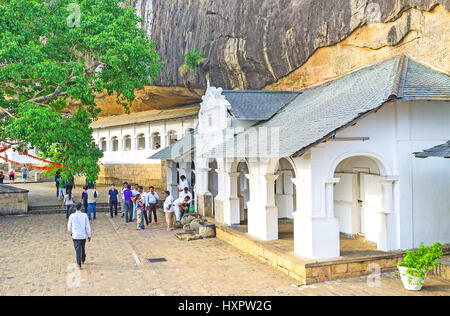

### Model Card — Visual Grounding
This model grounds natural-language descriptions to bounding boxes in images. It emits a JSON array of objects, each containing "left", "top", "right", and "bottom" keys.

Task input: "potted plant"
[{"left": 397, "top": 242, "right": 443, "bottom": 291}]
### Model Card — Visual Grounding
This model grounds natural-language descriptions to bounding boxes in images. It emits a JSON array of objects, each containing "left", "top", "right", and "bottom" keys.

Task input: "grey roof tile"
[
  {"left": 203, "top": 55, "right": 450, "bottom": 159},
  {"left": 415, "top": 141, "right": 450, "bottom": 158},
  {"left": 223, "top": 91, "right": 300, "bottom": 120},
  {"left": 148, "top": 132, "right": 196, "bottom": 160}
]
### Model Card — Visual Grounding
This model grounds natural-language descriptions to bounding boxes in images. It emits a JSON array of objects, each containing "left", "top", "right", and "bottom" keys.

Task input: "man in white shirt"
[
  {"left": 178, "top": 175, "right": 190, "bottom": 193},
  {"left": 163, "top": 191, "right": 174, "bottom": 231},
  {"left": 179, "top": 187, "right": 193, "bottom": 206},
  {"left": 68, "top": 203, "right": 92, "bottom": 269},
  {"left": 145, "top": 186, "right": 159, "bottom": 225}
]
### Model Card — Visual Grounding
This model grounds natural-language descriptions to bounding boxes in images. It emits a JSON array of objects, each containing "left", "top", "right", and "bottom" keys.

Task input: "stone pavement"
[{"left": 0, "top": 213, "right": 448, "bottom": 296}]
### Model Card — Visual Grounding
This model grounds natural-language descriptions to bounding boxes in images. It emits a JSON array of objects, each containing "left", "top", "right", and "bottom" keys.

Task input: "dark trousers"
[
  {"left": 148, "top": 203, "right": 157, "bottom": 223},
  {"left": 109, "top": 200, "right": 118, "bottom": 217},
  {"left": 124, "top": 201, "right": 133, "bottom": 223},
  {"left": 142, "top": 206, "right": 149, "bottom": 226},
  {"left": 56, "top": 183, "right": 60, "bottom": 198},
  {"left": 83, "top": 201, "right": 88, "bottom": 214},
  {"left": 66, "top": 204, "right": 74, "bottom": 220},
  {"left": 73, "top": 239, "right": 86, "bottom": 267}
]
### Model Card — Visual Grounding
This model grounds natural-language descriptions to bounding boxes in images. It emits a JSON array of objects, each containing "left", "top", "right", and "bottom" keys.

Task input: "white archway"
[{"left": 332, "top": 153, "right": 397, "bottom": 252}]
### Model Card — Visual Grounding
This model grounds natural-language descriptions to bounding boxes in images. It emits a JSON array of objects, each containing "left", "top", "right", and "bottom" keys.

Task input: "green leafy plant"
[
  {"left": 398, "top": 242, "right": 443, "bottom": 285},
  {"left": 0, "top": 0, "right": 163, "bottom": 182},
  {"left": 179, "top": 48, "right": 204, "bottom": 76}
]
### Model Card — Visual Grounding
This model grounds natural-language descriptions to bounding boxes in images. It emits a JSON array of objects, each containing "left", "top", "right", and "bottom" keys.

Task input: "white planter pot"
[{"left": 397, "top": 266, "right": 425, "bottom": 291}]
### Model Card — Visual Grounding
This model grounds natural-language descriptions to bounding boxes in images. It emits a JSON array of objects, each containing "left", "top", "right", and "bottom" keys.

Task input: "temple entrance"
[
  {"left": 333, "top": 156, "right": 385, "bottom": 254},
  {"left": 237, "top": 161, "right": 249, "bottom": 224}
]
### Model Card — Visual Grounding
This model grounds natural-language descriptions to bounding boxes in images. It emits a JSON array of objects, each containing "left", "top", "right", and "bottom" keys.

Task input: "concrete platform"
[
  {"left": 0, "top": 185, "right": 29, "bottom": 215},
  {"left": 214, "top": 220, "right": 450, "bottom": 285}
]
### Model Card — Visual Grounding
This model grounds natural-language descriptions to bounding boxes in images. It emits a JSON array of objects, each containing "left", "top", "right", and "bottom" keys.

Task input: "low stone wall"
[
  {"left": 91, "top": 161, "right": 167, "bottom": 190},
  {"left": 0, "top": 185, "right": 29, "bottom": 215}
]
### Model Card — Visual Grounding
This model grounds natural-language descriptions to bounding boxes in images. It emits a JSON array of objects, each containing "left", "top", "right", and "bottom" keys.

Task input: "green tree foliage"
[
  {"left": 179, "top": 48, "right": 204, "bottom": 77},
  {"left": 0, "top": 0, "right": 163, "bottom": 182}
]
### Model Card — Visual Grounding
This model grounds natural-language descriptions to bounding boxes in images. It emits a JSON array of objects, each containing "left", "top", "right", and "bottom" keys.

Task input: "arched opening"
[
  {"left": 237, "top": 161, "right": 249, "bottom": 224},
  {"left": 167, "top": 130, "right": 178, "bottom": 145},
  {"left": 185, "top": 128, "right": 194, "bottom": 136},
  {"left": 111, "top": 137, "right": 119, "bottom": 152},
  {"left": 123, "top": 135, "right": 132, "bottom": 151},
  {"left": 208, "top": 159, "right": 218, "bottom": 217},
  {"left": 333, "top": 155, "right": 386, "bottom": 254},
  {"left": 274, "top": 158, "right": 296, "bottom": 240},
  {"left": 151, "top": 132, "right": 161, "bottom": 150},
  {"left": 137, "top": 134, "right": 146, "bottom": 150},
  {"left": 100, "top": 138, "right": 107, "bottom": 152}
]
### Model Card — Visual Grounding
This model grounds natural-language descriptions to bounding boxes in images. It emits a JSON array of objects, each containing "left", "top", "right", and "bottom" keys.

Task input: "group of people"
[
  {"left": 0, "top": 165, "right": 29, "bottom": 185},
  {"left": 119, "top": 175, "right": 194, "bottom": 232},
  {"left": 66, "top": 174, "right": 195, "bottom": 269}
]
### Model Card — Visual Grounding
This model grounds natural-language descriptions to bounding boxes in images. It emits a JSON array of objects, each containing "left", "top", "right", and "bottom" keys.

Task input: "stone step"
[{"left": 28, "top": 201, "right": 164, "bottom": 214}]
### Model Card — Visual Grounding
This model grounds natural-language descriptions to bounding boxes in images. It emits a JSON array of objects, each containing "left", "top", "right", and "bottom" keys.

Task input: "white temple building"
[{"left": 153, "top": 55, "right": 450, "bottom": 260}]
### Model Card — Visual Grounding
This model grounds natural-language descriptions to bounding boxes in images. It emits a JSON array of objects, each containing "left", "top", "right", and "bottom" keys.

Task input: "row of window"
[{"left": 95, "top": 129, "right": 194, "bottom": 152}]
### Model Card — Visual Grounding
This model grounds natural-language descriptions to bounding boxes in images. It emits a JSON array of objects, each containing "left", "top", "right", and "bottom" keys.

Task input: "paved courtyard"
[{"left": 0, "top": 212, "right": 448, "bottom": 296}]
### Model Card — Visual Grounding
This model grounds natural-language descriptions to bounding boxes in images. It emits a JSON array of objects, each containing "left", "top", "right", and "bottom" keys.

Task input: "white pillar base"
[
  {"left": 293, "top": 212, "right": 340, "bottom": 259},
  {"left": 248, "top": 202, "right": 278, "bottom": 241},
  {"left": 223, "top": 197, "right": 240, "bottom": 226}
]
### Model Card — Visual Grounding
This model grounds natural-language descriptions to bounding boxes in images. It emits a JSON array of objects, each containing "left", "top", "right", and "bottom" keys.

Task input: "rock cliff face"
[
  {"left": 141, "top": 0, "right": 449, "bottom": 90},
  {"left": 97, "top": 0, "right": 448, "bottom": 115}
]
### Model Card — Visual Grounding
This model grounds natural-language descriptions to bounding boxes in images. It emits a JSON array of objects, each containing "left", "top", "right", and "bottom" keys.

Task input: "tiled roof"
[
  {"left": 202, "top": 55, "right": 450, "bottom": 159},
  {"left": 415, "top": 141, "right": 450, "bottom": 159},
  {"left": 148, "top": 131, "right": 196, "bottom": 160},
  {"left": 223, "top": 91, "right": 300, "bottom": 120},
  {"left": 90, "top": 105, "right": 200, "bottom": 129}
]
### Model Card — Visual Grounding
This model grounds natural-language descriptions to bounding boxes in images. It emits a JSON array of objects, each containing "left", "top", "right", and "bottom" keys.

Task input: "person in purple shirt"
[{"left": 123, "top": 184, "right": 134, "bottom": 223}]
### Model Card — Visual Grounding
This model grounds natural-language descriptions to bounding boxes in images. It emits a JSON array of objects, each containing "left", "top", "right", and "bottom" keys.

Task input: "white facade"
[
  {"left": 191, "top": 86, "right": 450, "bottom": 260},
  {"left": 0, "top": 146, "right": 40, "bottom": 167},
  {"left": 92, "top": 116, "right": 198, "bottom": 165}
]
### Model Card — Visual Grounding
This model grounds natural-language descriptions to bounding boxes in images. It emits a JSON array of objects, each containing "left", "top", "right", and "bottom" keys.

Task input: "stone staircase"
[{"left": 28, "top": 202, "right": 110, "bottom": 214}]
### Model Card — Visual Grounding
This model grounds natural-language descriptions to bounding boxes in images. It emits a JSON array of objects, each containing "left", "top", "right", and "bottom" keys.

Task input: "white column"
[
  {"left": 222, "top": 172, "right": 241, "bottom": 225},
  {"left": 378, "top": 177, "right": 398, "bottom": 251},
  {"left": 246, "top": 173, "right": 279, "bottom": 241},
  {"left": 166, "top": 160, "right": 179, "bottom": 199},
  {"left": 291, "top": 171, "right": 340, "bottom": 259},
  {"left": 325, "top": 178, "right": 341, "bottom": 218}
]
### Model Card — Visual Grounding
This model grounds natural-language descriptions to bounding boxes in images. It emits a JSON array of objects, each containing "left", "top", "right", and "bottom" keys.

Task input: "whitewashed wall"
[
  {"left": 308, "top": 100, "right": 449, "bottom": 251},
  {"left": 93, "top": 117, "right": 197, "bottom": 165}
]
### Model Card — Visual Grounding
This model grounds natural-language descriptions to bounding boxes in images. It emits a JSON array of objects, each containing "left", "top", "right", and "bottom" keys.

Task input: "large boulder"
[
  {"left": 189, "top": 219, "right": 205, "bottom": 232},
  {"left": 198, "top": 222, "right": 216, "bottom": 238}
]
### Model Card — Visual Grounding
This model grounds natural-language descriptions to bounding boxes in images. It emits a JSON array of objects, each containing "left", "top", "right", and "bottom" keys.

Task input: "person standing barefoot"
[{"left": 163, "top": 191, "right": 174, "bottom": 231}]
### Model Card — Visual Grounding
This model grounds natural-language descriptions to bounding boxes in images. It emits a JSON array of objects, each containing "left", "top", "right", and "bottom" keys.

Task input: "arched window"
[
  {"left": 185, "top": 128, "right": 194, "bottom": 136},
  {"left": 100, "top": 138, "right": 107, "bottom": 152},
  {"left": 168, "top": 130, "right": 178, "bottom": 145},
  {"left": 137, "top": 134, "right": 146, "bottom": 150},
  {"left": 112, "top": 137, "right": 119, "bottom": 152},
  {"left": 151, "top": 132, "right": 161, "bottom": 150},
  {"left": 123, "top": 135, "right": 132, "bottom": 151}
]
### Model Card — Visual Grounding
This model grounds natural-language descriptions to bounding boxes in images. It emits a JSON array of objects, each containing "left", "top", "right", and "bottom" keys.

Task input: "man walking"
[
  {"left": 108, "top": 184, "right": 119, "bottom": 218},
  {"left": 146, "top": 186, "right": 159, "bottom": 225},
  {"left": 68, "top": 203, "right": 91, "bottom": 269},
  {"left": 21, "top": 165, "right": 28, "bottom": 184},
  {"left": 87, "top": 184, "right": 97, "bottom": 221}
]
